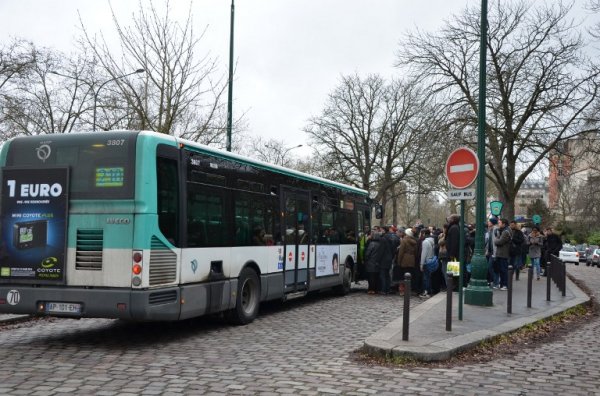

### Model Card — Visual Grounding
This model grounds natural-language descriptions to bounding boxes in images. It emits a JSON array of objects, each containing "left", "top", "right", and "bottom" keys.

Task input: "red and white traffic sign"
[{"left": 445, "top": 147, "right": 479, "bottom": 189}]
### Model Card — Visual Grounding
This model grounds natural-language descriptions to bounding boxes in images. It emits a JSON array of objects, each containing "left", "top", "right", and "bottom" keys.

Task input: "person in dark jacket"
[
  {"left": 446, "top": 215, "right": 460, "bottom": 261},
  {"left": 544, "top": 228, "right": 562, "bottom": 256},
  {"left": 364, "top": 231, "right": 383, "bottom": 294},
  {"left": 509, "top": 221, "right": 525, "bottom": 280},
  {"left": 379, "top": 226, "right": 396, "bottom": 294},
  {"left": 543, "top": 227, "right": 563, "bottom": 272}
]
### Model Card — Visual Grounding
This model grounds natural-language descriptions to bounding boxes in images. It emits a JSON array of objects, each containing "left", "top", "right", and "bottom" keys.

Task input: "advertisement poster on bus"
[
  {"left": 0, "top": 167, "right": 69, "bottom": 284},
  {"left": 316, "top": 245, "right": 340, "bottom": 277}
]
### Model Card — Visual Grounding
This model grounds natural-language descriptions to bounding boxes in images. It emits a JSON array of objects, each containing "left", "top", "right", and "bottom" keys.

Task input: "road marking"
[{"left": 450, "top": 164, "right": 474, "bottom": 173}]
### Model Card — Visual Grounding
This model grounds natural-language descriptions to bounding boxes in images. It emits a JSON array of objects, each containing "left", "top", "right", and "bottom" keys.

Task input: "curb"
[
  {"left": 364, "top": 276, "right": 590, "bottom": 361},
  {"left": 0, "top": 315, "right": 31, "bottom": 325}
]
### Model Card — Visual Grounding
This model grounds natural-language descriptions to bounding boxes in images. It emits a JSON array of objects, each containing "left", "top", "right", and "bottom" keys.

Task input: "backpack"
[{"left": 425, "top": 255, "right": 439, "bottom": 272}]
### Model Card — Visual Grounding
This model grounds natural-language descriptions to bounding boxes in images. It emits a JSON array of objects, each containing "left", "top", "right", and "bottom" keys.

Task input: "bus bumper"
[{"left": 0, "top": 285, "right": 182, "bottom": 321}]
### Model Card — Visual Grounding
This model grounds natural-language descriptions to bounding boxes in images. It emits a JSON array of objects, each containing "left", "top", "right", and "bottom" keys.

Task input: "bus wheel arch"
[
  {"left": 227, "top": 264, "right": 261, "bottom": 325},
  {"left": 333, "top": 256, "right": 353, "bottom": 296}
]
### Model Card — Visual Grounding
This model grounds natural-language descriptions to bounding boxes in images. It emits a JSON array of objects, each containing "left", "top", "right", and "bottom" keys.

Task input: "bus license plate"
[{"left": 46, "top": 302, "right": 82, "bottom": 314}]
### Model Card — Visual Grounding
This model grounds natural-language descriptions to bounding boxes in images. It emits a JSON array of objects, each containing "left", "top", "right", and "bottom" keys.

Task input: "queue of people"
[
  {"left": 362, "top": 220, "right": 457, "bottom": 298},
  {"left": 486, "top": 217, "right": 562, "bottom": 289},
  {"left": 362, "top": 215, "right": 564, "bottom": 298}
]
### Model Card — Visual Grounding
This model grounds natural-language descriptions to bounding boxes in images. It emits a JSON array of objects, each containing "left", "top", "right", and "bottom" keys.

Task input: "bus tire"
[
  {"left": 227, "top": 267, "right": 260, "bottom": 325},
  {"left": 333, "top": 265, "right": 352, "bottom": 296}
]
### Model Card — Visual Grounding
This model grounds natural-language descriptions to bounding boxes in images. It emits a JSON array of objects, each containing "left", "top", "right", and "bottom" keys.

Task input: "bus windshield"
[{"left": 5, "top": 132, "right": 137, "bottom": 199}]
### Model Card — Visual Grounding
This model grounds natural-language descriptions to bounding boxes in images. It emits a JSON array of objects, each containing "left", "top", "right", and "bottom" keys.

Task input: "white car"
[{"left": 559, "top": 246, "right": 579, "bottom": 264}]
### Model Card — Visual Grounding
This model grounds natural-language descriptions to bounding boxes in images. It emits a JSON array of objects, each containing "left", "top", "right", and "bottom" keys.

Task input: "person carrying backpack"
[{"left": 419, "top": 229, "right": 437, "bottom": 298}]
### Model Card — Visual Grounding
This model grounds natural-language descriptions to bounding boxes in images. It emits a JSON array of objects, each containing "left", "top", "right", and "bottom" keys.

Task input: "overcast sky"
[{"left": 0, "top": 0, "right": 593, "bottom": 157}]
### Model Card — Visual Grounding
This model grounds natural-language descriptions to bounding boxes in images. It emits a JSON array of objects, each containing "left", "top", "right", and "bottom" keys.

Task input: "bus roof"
[
  {"left": 166, "top": 132, "right": 369, "bottom": 196},
  {"left": 3, "top": 131, "right": 368, "bottom": 197}
]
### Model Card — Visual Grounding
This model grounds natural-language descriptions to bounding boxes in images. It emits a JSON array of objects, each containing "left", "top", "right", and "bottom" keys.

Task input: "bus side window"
[{"left": 157, "top": 156, "right": 179, "bottom": 246}]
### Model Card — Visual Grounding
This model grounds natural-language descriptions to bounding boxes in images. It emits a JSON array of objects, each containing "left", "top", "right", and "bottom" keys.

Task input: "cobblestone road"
[{"left": 1, "top": 266, "right": 599, "bottom": 395}]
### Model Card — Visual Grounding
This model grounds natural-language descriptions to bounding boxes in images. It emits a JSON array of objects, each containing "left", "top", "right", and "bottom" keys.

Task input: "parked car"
[
  {"left": 576, "top": 244, "right": 588, "bottom": 262},
  {"left": 587, "top": 249, "right": 600, "bottom": 267},
  {"left": 559, "top": 246, "right": 579, "bottom": 264}
]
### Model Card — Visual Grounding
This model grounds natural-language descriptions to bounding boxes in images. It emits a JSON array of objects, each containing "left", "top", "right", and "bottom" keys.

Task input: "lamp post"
[
  {"left": 93, "top": 69, "right": 145, "bottom": 131},
  {"left": 282, "top": 144, "right": 303, "bottom": 156},
  {"left": 265, "top": 143, "right": 302, "bottom": 166},
  {"left": 226, "top": 0, "right": 235, "bottom": 151},
  {"left": 464, "top": 0, "right": 493, "bottom": 306}
]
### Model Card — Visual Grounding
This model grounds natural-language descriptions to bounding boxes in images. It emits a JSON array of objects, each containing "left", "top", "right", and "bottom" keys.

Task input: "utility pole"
[{"left": 226, "top": 0, "right": 235, "bottom": 151}]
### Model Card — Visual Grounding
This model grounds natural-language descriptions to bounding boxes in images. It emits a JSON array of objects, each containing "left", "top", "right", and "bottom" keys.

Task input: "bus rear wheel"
[
  {"left": 333, "top": 265, "right": 352, "bottom": 296},
  {"left": 227, "top": 267, "right": 260, "bottom": 325}
]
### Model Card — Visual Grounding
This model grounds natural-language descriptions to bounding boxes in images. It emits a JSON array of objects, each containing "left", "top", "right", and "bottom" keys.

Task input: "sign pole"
[
  {"left": 464, "top": 0, "right": 493, "bottom": 306},
  {"left": 459, "top": 200, "right": 465, "bottom": 320}
]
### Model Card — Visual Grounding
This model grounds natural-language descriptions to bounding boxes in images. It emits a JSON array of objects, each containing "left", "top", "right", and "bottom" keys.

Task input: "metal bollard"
[
  {"left": 546, "top": 262, "right": 551, "bottom": 301},
  {"left": 527, "top": 265, "right": 533, "bottom": 308},
  {"left": 446, "top": 272, "right": 453, "bottom": 332},
  {"left": 402, "top": 272, "right": 411, "bottom": 341},
  {"left": 507, "top": 265, "right": 513, "bottom": 314},
  {"left": 562, "top": 261, "right": 566, "bottom": 297}
]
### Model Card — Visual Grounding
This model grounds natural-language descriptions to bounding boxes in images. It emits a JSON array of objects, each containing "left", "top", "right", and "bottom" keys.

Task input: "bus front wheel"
[{"left": 227, "top": 267, "right": 260, "bottom": 325}]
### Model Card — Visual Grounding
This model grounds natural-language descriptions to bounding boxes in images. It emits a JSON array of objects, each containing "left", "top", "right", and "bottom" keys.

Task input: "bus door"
[
  {"left": 355, "top": 203, "right": 370, "bottom": 281},
  {"left": 282, "top": 188, "right": 310, "bottom": 292}
]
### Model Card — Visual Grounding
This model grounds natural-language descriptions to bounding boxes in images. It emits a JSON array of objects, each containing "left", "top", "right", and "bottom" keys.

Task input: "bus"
[{"left": 0, "top": 131, "right": 375, "bottom": 324}]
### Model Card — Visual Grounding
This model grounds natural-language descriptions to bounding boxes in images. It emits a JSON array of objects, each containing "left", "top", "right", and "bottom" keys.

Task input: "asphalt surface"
[{"left": 0, "top": 264, "right": 598, "bottom": 395}]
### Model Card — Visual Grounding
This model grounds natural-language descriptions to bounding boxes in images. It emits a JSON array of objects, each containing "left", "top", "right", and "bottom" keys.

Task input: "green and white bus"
[{"left": 0, "top": 131, "right": 373, "bottom": 324}]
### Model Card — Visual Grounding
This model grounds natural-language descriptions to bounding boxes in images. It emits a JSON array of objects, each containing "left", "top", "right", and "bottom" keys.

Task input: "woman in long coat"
[
  {"left": 364, "top": 231, "right": 384, "bottom": 294},
  {"left": 396, "top": 229, "right": 417, "bottom": 294}
]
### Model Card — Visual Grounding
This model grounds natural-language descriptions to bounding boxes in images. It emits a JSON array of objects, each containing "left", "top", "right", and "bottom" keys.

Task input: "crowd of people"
[{"left": 360, "top": 215, "right": 563, "bottom": 298}]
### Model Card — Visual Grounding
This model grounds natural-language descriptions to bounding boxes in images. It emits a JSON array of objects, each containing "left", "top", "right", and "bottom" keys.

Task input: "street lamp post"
[
  {"left": 93, "top": 69, "right": 145, "bottom": 131},
  {"left": 265, "top": 143, "right": 302, "bottom": 166},
  {"left": 464, "top": 0, "right": 493, "bottom": 306},
  {"left": 282, "top": 144, "right": 303, "bottom": 157},
  {"left": 226, "top": 0, "right": 235, "bottom": 151}
]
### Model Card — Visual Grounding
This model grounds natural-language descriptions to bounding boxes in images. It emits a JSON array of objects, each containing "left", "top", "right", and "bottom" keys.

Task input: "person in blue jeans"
[
  {"left": 528, "top": 226, "right": 543, "bottom": 280},
  {"left": 419, "top": 229, "right": 436, "bottom": 297},
  {"left": 493, "top": 218, "right": 512, "bottom": 290}
]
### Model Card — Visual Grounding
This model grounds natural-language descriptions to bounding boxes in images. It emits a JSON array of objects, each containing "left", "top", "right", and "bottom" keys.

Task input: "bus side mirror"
[{"left": 375, "top": 205, "right": 383, "bottom": 219}]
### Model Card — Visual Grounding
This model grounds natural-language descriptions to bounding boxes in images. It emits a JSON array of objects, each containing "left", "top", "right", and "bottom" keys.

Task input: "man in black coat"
[
  {"left": 446, "top": 214, "right": 461, "bottom": 261},
  {"left": 379, "top": 226, "right": 397, "bottom": 294}
]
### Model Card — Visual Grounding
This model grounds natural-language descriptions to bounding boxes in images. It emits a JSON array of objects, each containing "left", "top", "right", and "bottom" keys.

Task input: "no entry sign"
[{"left": 445, "top": 147, "right": 479, "bottom": 189}]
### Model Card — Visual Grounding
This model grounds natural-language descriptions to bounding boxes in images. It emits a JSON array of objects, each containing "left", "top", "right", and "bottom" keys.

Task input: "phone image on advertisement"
[{"left": 12, "top": 220, "right": 48, "bottom": 250}]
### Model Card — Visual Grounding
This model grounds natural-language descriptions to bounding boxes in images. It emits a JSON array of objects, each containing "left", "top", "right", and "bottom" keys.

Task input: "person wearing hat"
[{"left": 395, "top": 228, "right": 417, "bottom": 295}]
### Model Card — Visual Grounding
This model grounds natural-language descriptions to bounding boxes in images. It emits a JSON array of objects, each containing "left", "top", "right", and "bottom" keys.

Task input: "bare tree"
[
  {"left": 78, "top": 0, "right": 237, "bottom": 145},
  {"left": 587, "top": 0, "right": 600, "bottom": 38},
  {"left": 304, "top": 74, "right": 446, "bottom": 216},
  {"left": 397, "top": 0, "right": 600, "bottom": 219},
  {"left": 0, "top": 42, "right": 97, "bottom": 138},
  {"left": 241, "top": 136, "right": 304, "bottom": 168}
]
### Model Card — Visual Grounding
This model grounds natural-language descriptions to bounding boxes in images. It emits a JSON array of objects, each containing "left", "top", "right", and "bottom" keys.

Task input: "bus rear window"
[{"left": 4, "top": 132, "right": 137, "bottom": 199}]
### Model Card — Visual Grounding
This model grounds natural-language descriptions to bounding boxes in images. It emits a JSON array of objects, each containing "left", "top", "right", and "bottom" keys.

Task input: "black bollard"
[
  {"left": 546, "top": 262, "right": 551, "bottom": 302},
  {"left": 527, "top": 265, "right": 533, "bottom": 308},
  {"left": 402, "top": 273, "right": 411, "bottom": 341},
  {"left": 561, "top": 261, "right": 566, "bottom": 297},
  {"left": 507, "top": 265, "right": 514, "bottom": 314},
  {"left": 446, "top": 272, "right": 453, "bottom": 332}
]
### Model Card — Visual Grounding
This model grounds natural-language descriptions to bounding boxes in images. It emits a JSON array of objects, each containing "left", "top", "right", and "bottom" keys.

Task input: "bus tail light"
[{"left": 132, "top": 250, "right": 143, "bottom": 287}]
